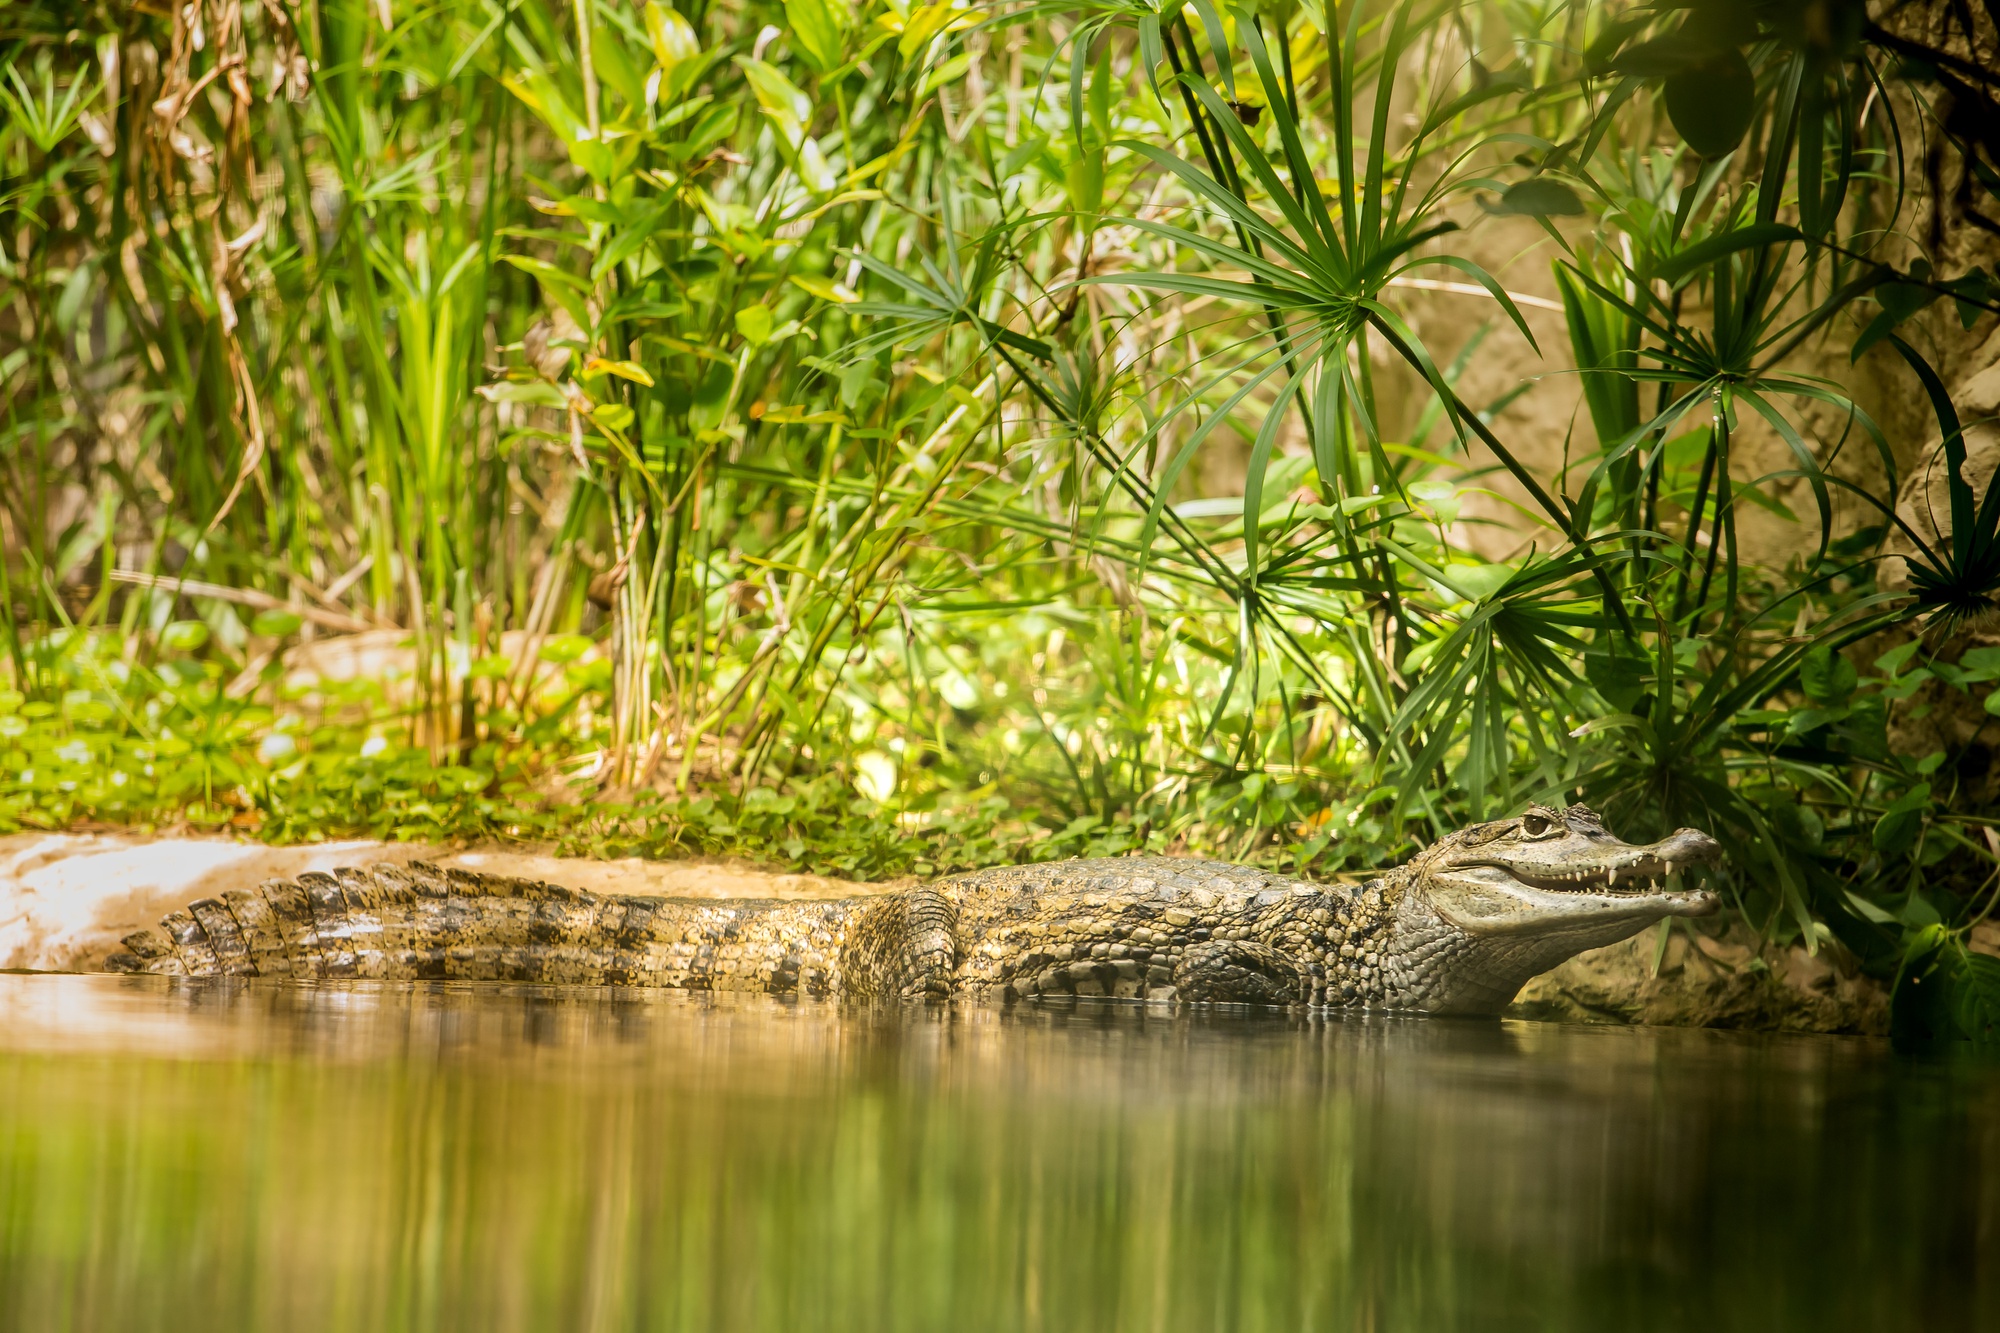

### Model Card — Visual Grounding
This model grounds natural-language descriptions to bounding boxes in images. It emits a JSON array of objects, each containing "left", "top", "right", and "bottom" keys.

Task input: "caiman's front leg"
[
  {"left": 841, "top": 888, "right": 962, "bottom": 999},
  {"left": 1172, "top": 940, "right": 1309, "bottom": 1006}
]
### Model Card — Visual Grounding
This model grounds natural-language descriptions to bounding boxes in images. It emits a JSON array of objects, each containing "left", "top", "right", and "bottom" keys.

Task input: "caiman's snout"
[
  {"left": 1424, "top": 804, "right": 1725, "bottom": 937},
  {"left": 1506, "top": 825, "right": 1722, "bottom": 894}
]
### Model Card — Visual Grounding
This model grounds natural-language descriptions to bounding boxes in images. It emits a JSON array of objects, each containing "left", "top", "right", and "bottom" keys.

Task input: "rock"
[
  {"left": 1508, "top": 922, "right": 1889, "bottom": 1035},
  {"left": 1879, "top": 420, "right": 2000, "bottom": 591},
  {"left": 1956, "top": 325, "right": 2000, "bottom": 416}
]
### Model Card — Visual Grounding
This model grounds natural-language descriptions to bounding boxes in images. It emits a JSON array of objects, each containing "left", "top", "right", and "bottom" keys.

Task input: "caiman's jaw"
[{"left": 1414, "top": 803, "right": 1721, "bottom": 939}]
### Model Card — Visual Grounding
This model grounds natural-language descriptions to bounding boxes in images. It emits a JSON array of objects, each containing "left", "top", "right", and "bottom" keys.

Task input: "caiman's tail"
[{"left": 104, "top": 862, "right": 857, "bottom": 993}]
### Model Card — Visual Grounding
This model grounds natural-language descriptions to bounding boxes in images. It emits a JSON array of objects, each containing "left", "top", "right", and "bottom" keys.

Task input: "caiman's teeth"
[
  {"left": 1665, "top": 860, "right": 1674, "bottom": 876},
  {"left": 1608, "top": 865, "right": 1618, "bottom": 885}
]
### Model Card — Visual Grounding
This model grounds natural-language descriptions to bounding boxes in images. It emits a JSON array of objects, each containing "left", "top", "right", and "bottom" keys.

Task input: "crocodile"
[{"left": 101, "top": 803, "right": 1721, "bottom": 1015}]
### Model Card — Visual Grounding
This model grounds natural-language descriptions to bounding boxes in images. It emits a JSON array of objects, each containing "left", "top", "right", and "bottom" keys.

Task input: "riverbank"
[{"left": 1, "top": 834, "right": 1894, "bottom": 1034}]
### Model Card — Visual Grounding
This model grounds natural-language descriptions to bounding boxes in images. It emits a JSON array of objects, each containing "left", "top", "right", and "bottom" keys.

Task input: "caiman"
[{"left": 102, "top": 803, "right": 1721, "bottom": 1015}]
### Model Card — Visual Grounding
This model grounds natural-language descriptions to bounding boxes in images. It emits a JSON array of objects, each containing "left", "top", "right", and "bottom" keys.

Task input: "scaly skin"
[{"left": 103, "top": 804, "right": 1723, "bottom": 1014}]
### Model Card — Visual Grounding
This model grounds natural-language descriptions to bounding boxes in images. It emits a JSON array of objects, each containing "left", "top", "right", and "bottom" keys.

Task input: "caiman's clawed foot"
[
  {"left": 897, "top": 887, "right": 961, "bottom": 1001},
  {"left": 1171, "top": 940, "right": 1309, "bottom": 1006},
  {"left": 843, "top": 886, "right": 962, "bottom": 1001}
]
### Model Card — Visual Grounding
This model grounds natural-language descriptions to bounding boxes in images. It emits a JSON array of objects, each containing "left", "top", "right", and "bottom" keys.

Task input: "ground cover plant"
[{"left": 5, "top": 0, "right": 2000, "bottom": 1038}]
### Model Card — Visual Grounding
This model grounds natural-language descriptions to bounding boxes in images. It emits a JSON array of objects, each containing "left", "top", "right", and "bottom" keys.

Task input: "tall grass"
[{"left": 4, "top": 0, "right": 2000, "bottom": 1032}]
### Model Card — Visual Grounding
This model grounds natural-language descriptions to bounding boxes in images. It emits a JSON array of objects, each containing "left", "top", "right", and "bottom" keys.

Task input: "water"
[{"left": 0, "top": 975, "right": 1994, "bottom": 1332}]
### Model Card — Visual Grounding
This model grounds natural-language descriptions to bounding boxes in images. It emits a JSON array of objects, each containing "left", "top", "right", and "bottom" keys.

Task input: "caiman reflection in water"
[{"left": 2, "top": 974, "right": 1996, "bottom": 1332}]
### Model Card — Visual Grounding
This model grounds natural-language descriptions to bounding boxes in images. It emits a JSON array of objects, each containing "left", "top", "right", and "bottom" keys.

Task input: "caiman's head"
[
  {"left": 1388, "top": 803, "right": 1722, "bottom": 1013},
  {"left": 1412, "top": 802, "right": 1721, "bottom": 936}
]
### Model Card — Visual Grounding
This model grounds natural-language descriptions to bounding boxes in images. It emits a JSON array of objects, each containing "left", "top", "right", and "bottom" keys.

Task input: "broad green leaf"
[
  {"left": 644, "top": 3, "right": 701, "bottom": 75},
  {"left": 251, "top": 609, "right": 304, "bottom": 638},
  {"left": 592, "top": 26, "right": 648, "bottom": 107},
  {"left": 736, "top": 56, "right": 812, "bottom": 149},
  {"left": 1844, "top": 890, "right": 1897, "bottom": 925},
  {"left": 1945, "top": 267, "right": 1995, "bottom": 329},
  {"left": 1873, "top": 782, "right": 1932, "bottom": 855},
  {"left": 789, "top": 274, "right": 859, "bottom": 304},
  {"left": 735, "top": 305, "right": 775, "bottom": 345},
  {"left": 582, "top": 358, "right": 656, "bottom": 387},
  {"left": 1878, "top": 279, "right": 1940, "bottom": 322},
  {"left": 1799, "top": 646, "right": 1857, "bottom": 704},
  {"left": 501, "top": 72, "right": 583, "bottom": 142},
  {"left": 1876, "top": 640, "right": 1923, "bottom": 674},
  {"left": 1487, "top": 179, "right": 1584, "bottom": 217},
  {"left": 919, "top": 51, "right": 975, "bottom": 99},
  {"left": 499, "top": 254, "right": 590, "bottom": 293},
  {"left": 161, "top": 621, "right": 210, "bottom": 653},
  {"left": 1066, "top": 147, "right": 1105, "bottom": 219},
  {"left": 798, "top": 137, "right": 838, "bottom": 193},
  {"left": 590, "top": 402, "right": 635, "bottom": 433},
  {"left": 895, "top": 3, "right": 974, "bottom": 61},
  {"left": 1664, "top": 51, "right": 1755, "bottom": 157},
  {"left": 785, "top": 0, "right": 850, "bottom": 74}
]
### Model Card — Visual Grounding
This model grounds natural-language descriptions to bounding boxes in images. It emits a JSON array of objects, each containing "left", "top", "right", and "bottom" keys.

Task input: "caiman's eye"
[{"left": 1520, "top": 813, "right": 1553, "bottom": 837}]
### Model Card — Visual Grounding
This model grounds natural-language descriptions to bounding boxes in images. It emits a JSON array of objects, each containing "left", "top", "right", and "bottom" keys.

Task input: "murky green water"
[{"left": 0, "top": 975, "right": 1994, "bottom": 1332}]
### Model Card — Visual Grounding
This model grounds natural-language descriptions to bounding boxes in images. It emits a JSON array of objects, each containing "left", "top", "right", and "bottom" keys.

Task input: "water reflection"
[{"left": 1, "top": 975, "right": 1994, "bottom": 1331}]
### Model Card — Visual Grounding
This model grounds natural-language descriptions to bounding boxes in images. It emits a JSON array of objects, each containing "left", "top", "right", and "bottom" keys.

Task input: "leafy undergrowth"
[{"left": 0, "top": 629, "right": 1340, "bottom": 883}]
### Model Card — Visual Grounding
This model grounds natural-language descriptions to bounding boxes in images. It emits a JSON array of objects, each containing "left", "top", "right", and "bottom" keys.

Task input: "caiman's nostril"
[{"left": 1666, "top": 829, "right": 1723, "bottom": 862}]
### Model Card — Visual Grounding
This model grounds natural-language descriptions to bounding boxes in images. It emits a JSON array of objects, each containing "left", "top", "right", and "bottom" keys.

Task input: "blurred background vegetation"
[{"left": 4, "top": 0, "right": 2000, "bottom": 1033}]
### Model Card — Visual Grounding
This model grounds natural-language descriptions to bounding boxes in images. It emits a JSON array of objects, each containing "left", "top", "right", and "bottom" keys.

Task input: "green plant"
[{"left": 9, "top": 0, "right": 2000, "bottom": 1042}]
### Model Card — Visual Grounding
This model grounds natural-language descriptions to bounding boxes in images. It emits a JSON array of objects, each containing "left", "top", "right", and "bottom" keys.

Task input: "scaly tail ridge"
[
  {"left": 188, "top": 898, "right": 253, "bottom": 975},
  {"left": 161, "top": 909, "right": 219, "bottom": 975},
  {"left": 220, "top": 887, "right": 291, "bottom": 977},
  {"left": 105, "top": 924, "right": 178, "bottom": 974},
  {"left": 100, "top": 862, "right": 865, "bottom": 991}
]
